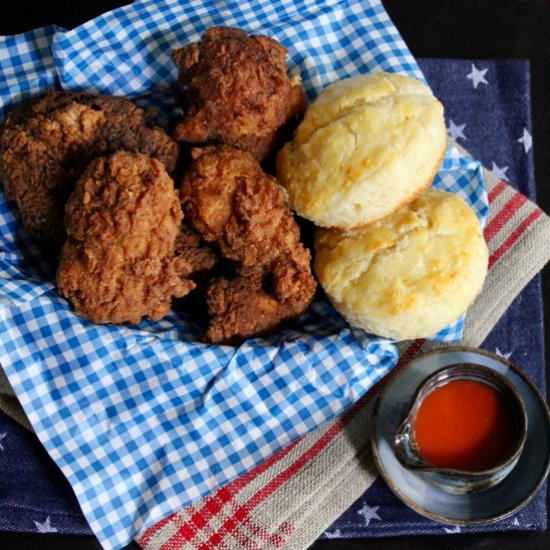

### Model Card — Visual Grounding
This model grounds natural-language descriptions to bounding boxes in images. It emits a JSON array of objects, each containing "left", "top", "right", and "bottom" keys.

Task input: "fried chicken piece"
[
  {"left": 0, "top": 92, "right": 179, "bottom": 244},
  {"left": 182, "top": 145, "right": 300, "bottom": 267},
  {"left": 175, "top": 223, "right": 219, "bottom": 278},
  {"left": 181, "top": 145, "right": 316, "bottom": 344},
  {"left": 57, "top": 151, "right": 192, "bottom": 325},
  {"left": 172, "top": 26, "right": 305, "bottom": 162},
  {"left": 205, "top": 251, "right": 316, "bottom": 344}
]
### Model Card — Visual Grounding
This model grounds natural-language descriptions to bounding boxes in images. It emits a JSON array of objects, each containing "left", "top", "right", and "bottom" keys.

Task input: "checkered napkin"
[{"left": 0, "top": 2, "right": 510, "bottom": 549}]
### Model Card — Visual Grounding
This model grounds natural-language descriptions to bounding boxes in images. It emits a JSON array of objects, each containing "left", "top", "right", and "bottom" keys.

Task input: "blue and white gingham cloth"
[
  {"left": 0, "top": 1, "right": 487, "bottom": 548},
  {"left": 0, "top": 25, "right": 61, "bottom": 119}
]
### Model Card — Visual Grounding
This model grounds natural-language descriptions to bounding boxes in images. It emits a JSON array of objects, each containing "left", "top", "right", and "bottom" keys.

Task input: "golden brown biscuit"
[
  {"left": 314, "top": 189, "right": 489, "bottom": 340},
  {"left": 277, "top": 72, "right": 447, "bottom": 229}
]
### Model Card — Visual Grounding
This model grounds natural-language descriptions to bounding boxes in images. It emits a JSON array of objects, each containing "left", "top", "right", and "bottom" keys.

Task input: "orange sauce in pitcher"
[{"left": 412, "top": 379, "right": 519, "bottom": 471}]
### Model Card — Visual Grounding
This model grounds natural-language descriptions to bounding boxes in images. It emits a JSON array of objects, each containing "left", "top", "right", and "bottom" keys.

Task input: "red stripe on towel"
[
  {"left": 487, "top": 180, "right": 507, "bottom": 203},
  {"left": 484, "top": 192, "right": 527, "bottom": 241},
  {"left": 489, "top": 209, "right": 543, "bottom": 269}
]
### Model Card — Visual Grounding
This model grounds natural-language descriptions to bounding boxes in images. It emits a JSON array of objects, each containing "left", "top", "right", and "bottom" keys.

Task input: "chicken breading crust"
[
  {"left": 172, "top": 26, "right": 305, "bottom": 162},
  {"left": 0, "top": 92, "right": 179, "bottom": 243},
  {"left": 180, "top": 145, "right": 316, "bottom": 344},
  {"left": 57, "top": 151, "right": 192, "bottom": 325}
]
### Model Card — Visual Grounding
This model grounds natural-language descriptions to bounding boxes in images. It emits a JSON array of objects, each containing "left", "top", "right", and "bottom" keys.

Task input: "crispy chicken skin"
[
  {"left": 0, "top": 92, "right": 179, "bottom": 243},
  {"left": 205, "top": 252, "right": 317, "bottom": 344},
  {"left": 172, "top": 26, "right": 305, "bottom": 162},
  {"left": 175, "top": 223, "right": 219, "bottom": 279},
  {"left": 180, "top": 145, "right": 316, "bottom": 344},
  {"left": 57, "top": 152, "right": 193, "bottom": 325},
  {"left": 182, "top": 145, "right": 299, "bottom": 267}
]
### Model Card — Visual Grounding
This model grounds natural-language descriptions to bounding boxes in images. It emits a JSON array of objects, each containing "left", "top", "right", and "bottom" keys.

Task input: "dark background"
[{"left": 0, "top": 0, "right": 548, "bottom": 549}]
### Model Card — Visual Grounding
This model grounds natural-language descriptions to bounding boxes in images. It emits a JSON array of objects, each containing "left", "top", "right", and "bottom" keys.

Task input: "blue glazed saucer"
[{"left": 370, "top": 347, "right": 550, "bottom": 525}]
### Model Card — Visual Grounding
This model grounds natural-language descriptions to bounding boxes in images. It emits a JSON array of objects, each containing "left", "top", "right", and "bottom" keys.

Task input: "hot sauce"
[{"left": 412, "top": 379, "right": 519, "bottom": 471}]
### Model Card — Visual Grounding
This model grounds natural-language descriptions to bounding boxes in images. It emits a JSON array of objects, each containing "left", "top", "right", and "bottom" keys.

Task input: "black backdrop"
[{"left": 0, "top": 1, "right": 548, "bottom": 549}]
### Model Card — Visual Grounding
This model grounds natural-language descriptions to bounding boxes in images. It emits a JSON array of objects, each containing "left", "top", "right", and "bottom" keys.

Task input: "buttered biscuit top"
[
  {"left": 276, "top": 72, "right": 447, "bottom": 229},
  {"left": 313, "top": 189, "right": 489, "bottom": 340}
]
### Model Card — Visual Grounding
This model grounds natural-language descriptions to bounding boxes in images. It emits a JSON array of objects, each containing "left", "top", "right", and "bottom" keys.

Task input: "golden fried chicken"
[
  {"left": 182, "top": 145, "right": 300, "bottom": 266},
  {"left": 180, "top": 145, "right": 316, "bottom": 344},
  {"left": 175, "top": 223, "right": 219, "bottom": 279},
  {"left": 0, "top": 92, "right": 179, "bottom": 243},
  {"left": 172, "top": 26, "right": 305, "bottom": 163},
  {"left": 205, "top": 251, "right": 317, "bottom": 344},
  {"left": 57, "top": 151, "right": 193, "bottom": 325}
]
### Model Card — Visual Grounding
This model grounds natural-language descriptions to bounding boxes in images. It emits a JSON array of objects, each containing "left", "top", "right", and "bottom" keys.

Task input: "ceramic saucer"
[{"left": 371, "top": 347, "right": 550, "bottom": 525}]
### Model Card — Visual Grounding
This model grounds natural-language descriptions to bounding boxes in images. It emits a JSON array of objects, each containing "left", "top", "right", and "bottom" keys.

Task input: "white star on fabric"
[
  {"left": 444, "top": 525, "right": 462, "bottom": 534},
  {"left": 466, "top": 63, "right": 489, "bottom": 89},
  {"left": 34, "top": 516, "right": 58, "bottom": 533},
  {"left": 513, "top": 518, "right": 520, "bottom": 526},
  {"left": 357, "top": 503, "right": 381, "bottom": 526},
  {"left": 491, "top": 162, "right": 509, "bottom": 182},
  {"left": 448, "top": 120, "right": 467, "bottom": 141},
  {"left": 518, "top": 128, "right": 532, "bottom": 153},
  {"left": 495, "top": 347, "right": 513, "bottom": 360},
  {"left": 324, "top": 529, "right": 343, "bottom": 539},
  {"left": 0, "top": 432, "right": 6, "bottom": 450}
]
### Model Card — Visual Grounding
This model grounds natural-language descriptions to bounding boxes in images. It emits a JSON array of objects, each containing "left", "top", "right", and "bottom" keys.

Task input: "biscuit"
[
  {"left": 276, "top": 72, "right": 447, "bottom": 228},
  {"left": 313, "top": 189, "right": 489, "bottom": 340}
]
